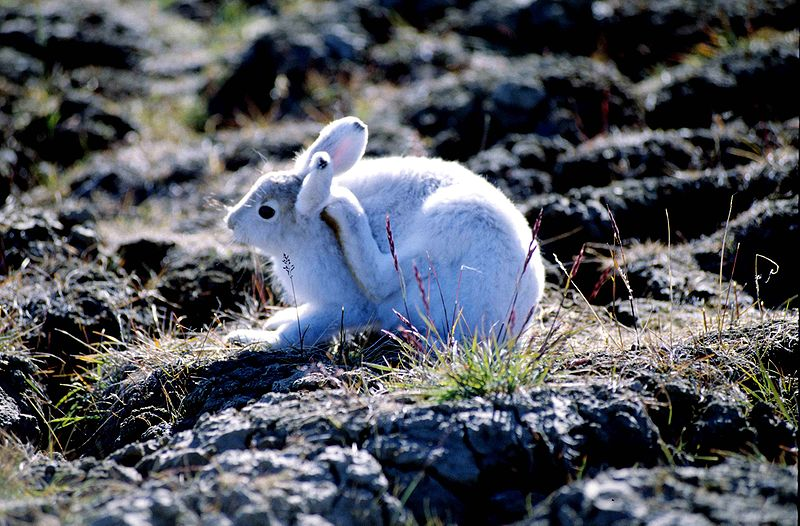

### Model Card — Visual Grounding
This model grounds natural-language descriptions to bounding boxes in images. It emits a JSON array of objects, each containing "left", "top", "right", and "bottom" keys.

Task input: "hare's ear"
[
  {"left": 295, "top": 116, "right": 367, "bottom": 176},
  {"left": 296, "top": 152, "right": 334, "bottom": 216}
]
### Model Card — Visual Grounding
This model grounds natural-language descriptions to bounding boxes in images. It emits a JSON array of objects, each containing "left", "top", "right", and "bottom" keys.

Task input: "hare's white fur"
[{"left": 225, "top": 117, "right": 544, "bottom": 347}]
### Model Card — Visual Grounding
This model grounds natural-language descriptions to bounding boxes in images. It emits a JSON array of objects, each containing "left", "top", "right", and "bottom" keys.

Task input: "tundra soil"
[{"left": 1, "top": 1, "right": 797, "bottom": 525}]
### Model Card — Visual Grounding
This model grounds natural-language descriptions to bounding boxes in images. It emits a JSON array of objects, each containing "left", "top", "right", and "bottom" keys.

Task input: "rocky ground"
[{"left": 1, "top": 0, "right": 797, "bottom": 524}]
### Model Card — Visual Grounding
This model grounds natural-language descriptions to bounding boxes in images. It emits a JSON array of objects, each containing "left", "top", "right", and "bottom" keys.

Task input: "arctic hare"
[{"left": 225, "top": 116, "right": 544, "bottom": 347}]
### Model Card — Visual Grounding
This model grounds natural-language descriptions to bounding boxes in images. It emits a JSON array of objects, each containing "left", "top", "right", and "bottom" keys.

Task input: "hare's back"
[{"left": 340, "top": 157, "right": 473, "bottom": 201}]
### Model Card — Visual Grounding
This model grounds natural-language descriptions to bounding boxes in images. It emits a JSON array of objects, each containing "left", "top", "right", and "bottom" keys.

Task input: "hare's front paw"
[{"left": 225, "top": 329, "right": 281, "bottom": 346}]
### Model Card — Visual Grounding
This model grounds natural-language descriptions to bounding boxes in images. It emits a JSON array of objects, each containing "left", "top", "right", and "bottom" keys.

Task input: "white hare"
[{"left": 225, "top": 116, "right": 544, "bottom": 347}]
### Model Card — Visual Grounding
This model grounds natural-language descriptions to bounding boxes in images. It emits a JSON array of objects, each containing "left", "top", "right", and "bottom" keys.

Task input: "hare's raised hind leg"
[{"left": 323, "top": 192, "right": 407, "bottom": 302}]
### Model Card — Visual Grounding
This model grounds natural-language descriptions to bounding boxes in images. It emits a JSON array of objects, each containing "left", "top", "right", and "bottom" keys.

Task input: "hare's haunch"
[{"left": 225, "top": 117, "right": 544, "bottom": 347}]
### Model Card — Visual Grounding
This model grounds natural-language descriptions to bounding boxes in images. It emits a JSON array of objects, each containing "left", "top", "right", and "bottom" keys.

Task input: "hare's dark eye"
[{"left": 258, "top": 205, "right": 276, "bottom": 219}]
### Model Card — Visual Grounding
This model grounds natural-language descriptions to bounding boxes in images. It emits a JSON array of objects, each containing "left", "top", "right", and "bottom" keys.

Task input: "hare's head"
[{"left": 225, "top": 117, "right": 368, "bottom": 255}]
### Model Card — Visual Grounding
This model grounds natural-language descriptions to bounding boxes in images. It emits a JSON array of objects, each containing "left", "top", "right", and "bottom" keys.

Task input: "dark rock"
[
  {"left": 107, "top": 437, "right": 165, "bottom": 468},
  {"left": 57, "top": 206, "right": 97, "bottom": 230},
  {"left": 468, "top": 146, "right": 552, "bottom": 200},
  {"left": 2, "top": 262, "right": 156, "bottom": 450},
  {"left": 536, "top": 57, "right": 641, "bottom": 142},
  {"left": 605, "top": 299, "right": 638, "bottom": 328},
  {"left": 553, "top": 129, "right": 702, "bottom": 191},
  {"left": 367, "top": 29, "right": 469, "bottom": 83},
  {"left": 66, "top": 66, "right": 151, "bottom": 100},
  {"left": 525, "top": 150, "right": 796, "bottom": 261},
  {"left": 122, "top": 374, "right": 796, "bottom": 524},
  {"left": 75, "top": 364, "right": 760, "bottom": 523},
  {"left": 206, "top": 7, "right": 370, "bottom": 123},
  {"left": 164, "top": 0, "right": 220, "bottom": 22},
  {"left": 69, "top": 141, "right": 214, "bottom": 204},
  {"left": 643, "top": 378, "right": 702, "bottom": 454},
  {"left": 119, "top": 444, "right": 406, "bottom": 526},
  {"left": 486, "top": 79, "right": 549, "bottom": 134},
  {"left": 13, "top": 351, "right": 796, "bottom": 525},
  {"left": 0, "top": 206, "right": 99, "bottom": 275},
  {"left": 17, "top": 94, "right": 135, "bottom": 167},
  {"left": 573, "top": 397, "right": 662, "bottom": 470},
  {"left": 0, "top": 208, "right": 63, "bottom": 274},
  {"left": 0, "top": 352, "right": 44, "bottom": 444},
  {"left": 0, "top": 0, "right": 152, "bottom": 70},
  {"left": 156, "top": 248, "right": 256, "bottom": 330},
  {"left": 689, "top": 401, "right": 755, "bottom": 458},
  {"left": 0, "top": 47, "right": 44, "bottom": 84},
  {"left": 523, "top": 459, "right": 798, "bottom": 526},
  {"left": 85, "top": 393, "right": 409, "bottom": 524},
  {"left": 748, "top": 401, "right": 797, "bottom": 463},
  {"left": 70, "top": 163, "right": 145, "bottom": 203},
  {"left": 376, "top": 0, "right": 463, "bottom": 29},
  {"left": 0, "top": 206, "right": 152, "bottom": 411},
  {"left": 596, "top": 0, "right": 799, "bottom": 80},
  {"left": 509, "top": 134, "right": 574, "bottom": 174},
  {"left": 406, "top": 54, "right": 641, "bottom": 160},
  {"left": 77, "top": 363, "right": 190, "bottom": 458},
  {"left": 653, "top": 320, "right": 798, "bottom": 462},
  {"left": 21, "top": 266, "right": 147, "bottom": 368},
  {"left": 354, "top": 0, "right": 393, "bottom": 45},
  {"left": 206, "top": 25, "right": 320, "bottom": 122},
  {"left": 457, "top": 0, "right": 599, "bottom": 56},
  {"left": 117, "top": 238, "right": 177, "bottom": 280},
  {"left": 166, "top": 0, "right": 276, "bottom": 22},
  {"left": 216, "top": 121, "right": 322, "bottom": 171},
  {"left": 406, "top": 74, "right": 485, "bottom": 161},
  {"left": 694, "top": 197, "right": 798, "bottom": 307},
  {"left": 678, "top": 120, "right": 786, "bottom": 169},
  {"left": 637, "top": 32, "right": 799, "bottom": 129},
  {"left": 587, "top": 242, "right": 752, "bottom": 307},
  {"left": 176, "top": 349, "right": 306, "bottom": 432},
  {"left": 0, "top": 143, "right": 37, "bottom": 204},
  {"left": 361, "top": 386, "right": 663, "bottom": 523}
]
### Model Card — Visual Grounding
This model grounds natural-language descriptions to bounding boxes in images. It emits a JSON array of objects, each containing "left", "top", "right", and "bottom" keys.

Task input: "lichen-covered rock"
[
  {"left": 73, "top": 366, "right": 791, "bottom": 523},
  {"left": 0, "top": 0, "right": 154, "bottom": 70},
  {"left": 0, "top": 206, "right": 99, "bottom": 275},
  {"left": 367, "top": 28, "right": 469, "bottom": 83},
  {"left": 694, "top": 197, "right": 798, "bottom": 307},
  {"left": 525, "top": 149, "right": 796, "bottom": 260},
  {"left": 596, "top": 0, "right": 799, "bottom": 80},
  {"left": 636, "top": 32, "right": 799, "bottom": 129},
  {"left": 405, "top": 54, "right": 641, "bottom": 160},
  {"left": 467, "top": 145, "right": 552, "bottom": 200},
  {"left": 156, "top": 247, "right": 256, "bottom": 330},
  {"left": 0, "top": 352, "right": 44, "bottom": 444},
  {"left": 206, "top": 4, "right": 371, "bottom": 122},
  {"left": 0, "top": 1, "right": 797, "bottom": 524},
  {"left": 19, "top": 265, "right": 148, "bottom": 371},
  {"left": 215, "top": 121, "right": 322, "bottom": 171},
  {"left": 69, "top": 140, "right": 216, "bottom": 205},
  {"left": 522, "top": 459, "right": 798, "bottom": 526},
  {"left": 677, "top": 119, "right": 791, "bottom": 169},
  {"left": 16, "top": 94, "right": 135, "bottom": 167},
  {"left": 455, "top": 0, "right": 600, "bottom": 56},
  {"left": 0, "top": 47, "right": 44, "bottom": 84},
  {"left": 552, "top": 129, "right": 702, "bottom": 191}
]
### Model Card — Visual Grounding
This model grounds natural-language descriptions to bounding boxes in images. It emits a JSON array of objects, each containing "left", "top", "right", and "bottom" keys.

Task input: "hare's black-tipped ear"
[
  {"left": 295, "top": 116, "right": 367, "bottom": 176},
  {"left": 296, "top": 152, "right": 333, "bottom": 216}
]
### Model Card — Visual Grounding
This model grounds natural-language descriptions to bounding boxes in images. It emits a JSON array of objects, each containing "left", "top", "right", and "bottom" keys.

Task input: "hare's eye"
[{"left": 258, "top": 205, "right": 276, "bottom": 220}]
